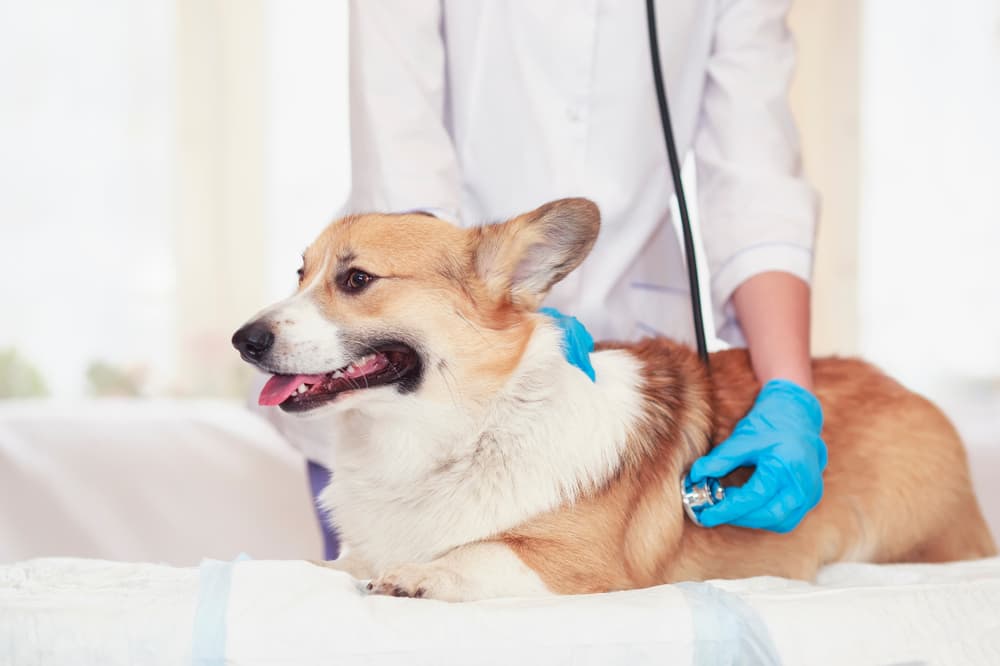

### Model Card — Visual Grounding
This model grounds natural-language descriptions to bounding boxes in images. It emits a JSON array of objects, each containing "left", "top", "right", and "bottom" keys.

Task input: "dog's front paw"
[{"left": 367, "top": 563, "right": 470, "bottom": 602}]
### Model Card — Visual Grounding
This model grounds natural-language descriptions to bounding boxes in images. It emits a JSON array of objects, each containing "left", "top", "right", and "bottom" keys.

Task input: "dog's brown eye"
[{"left": 345, "top": 269, "right": 374, "bottom": 291}]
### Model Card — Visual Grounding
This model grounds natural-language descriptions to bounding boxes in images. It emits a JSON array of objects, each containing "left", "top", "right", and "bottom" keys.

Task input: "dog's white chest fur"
[{"left": 319, "top": 326, "right": 643, "bottom": 571}]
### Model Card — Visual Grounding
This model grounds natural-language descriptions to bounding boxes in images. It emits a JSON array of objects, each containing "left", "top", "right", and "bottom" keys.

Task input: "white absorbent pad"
[{"left": 2, "top": 556, "right": 999, "bottom": 665}]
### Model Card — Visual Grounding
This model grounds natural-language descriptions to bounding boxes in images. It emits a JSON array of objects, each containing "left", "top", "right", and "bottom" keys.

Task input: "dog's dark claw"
[
  {"left": 392, "top": 586, "right": 409, "bottom": 597},
  {"left": 414, "top": 588, "right": 425, "bottom": 598},
  {"left": 365, "top": 581, "right": 374, "bottom": 591}
]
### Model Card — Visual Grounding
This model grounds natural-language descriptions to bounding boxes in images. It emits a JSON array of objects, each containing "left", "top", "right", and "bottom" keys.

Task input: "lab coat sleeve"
[
  {"left": 693, "top": 0, "right": 819, "bottom": 322},
  {"left": 346, "top": 0, "right": 461, "bottom": 220}
]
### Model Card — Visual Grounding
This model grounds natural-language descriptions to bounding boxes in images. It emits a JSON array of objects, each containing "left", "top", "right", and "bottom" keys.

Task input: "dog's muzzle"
[{"left": 232, "top": 321, "right": 275, "bottom": 361}]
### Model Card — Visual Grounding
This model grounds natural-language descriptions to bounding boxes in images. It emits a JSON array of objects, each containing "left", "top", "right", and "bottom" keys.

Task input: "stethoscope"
[{"left": 645, "top": 0, "right": 726, "bottom": 525}]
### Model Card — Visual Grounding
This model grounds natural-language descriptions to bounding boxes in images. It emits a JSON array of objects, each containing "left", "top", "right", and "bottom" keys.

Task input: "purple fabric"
[{"left": 307, "top": 460, "right": 340, "bottom": 560}]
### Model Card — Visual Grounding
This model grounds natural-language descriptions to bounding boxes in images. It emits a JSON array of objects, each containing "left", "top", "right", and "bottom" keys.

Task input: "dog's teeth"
[
  {"left": 332, "top": 370, "right": 344, "bottom": 379},
  {"left": 296, "top": 383, "right": 308, "bottom": 394}
]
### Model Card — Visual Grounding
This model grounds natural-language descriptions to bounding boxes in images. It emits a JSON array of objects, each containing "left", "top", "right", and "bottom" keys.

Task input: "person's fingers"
[
  {"left": 696, "top": 465, "right": 780, "bottom": 527},
  {"left": 689, "top": 439, "right": 758, "bottom": 481},
  {"left": 689, "top": 456, "right": 735, "bottom": 483},
  {"left": 729, "top": 489, "right": 805, "bottom": 531}
]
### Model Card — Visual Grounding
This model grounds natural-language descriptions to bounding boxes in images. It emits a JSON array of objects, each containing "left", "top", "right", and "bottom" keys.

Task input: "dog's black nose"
[{"left": 232, "top": 322, "right": 274, "bottom": 360}]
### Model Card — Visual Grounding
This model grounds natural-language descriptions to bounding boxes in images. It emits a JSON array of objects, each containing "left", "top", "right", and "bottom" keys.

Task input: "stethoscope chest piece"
[{"left": 681, "top": 476, "right": 725, "bottom": 527}]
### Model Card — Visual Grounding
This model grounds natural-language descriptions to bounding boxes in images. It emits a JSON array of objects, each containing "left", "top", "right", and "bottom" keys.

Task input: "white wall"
[
  {"left": 0, "top": 1, "right": 176, "bottom": 396},
  {"left": 0, "top": 1, "right": 351, "bottom": 397},
  {"left": 859, "top": 0, "right": 1000, "bottom": 393}
]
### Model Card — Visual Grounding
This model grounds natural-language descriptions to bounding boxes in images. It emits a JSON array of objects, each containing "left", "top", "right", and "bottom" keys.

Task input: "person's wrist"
[
  {"left": 754, "top": 366, "right": 813, "bottom": 392},
  {"left": 773, "top": 373, "right": 812, "bottom": 392}
]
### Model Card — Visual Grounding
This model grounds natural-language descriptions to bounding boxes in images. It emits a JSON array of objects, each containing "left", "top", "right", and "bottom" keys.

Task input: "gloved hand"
[
  {"left": 539, "top": 307, "right": 595, "bottom": 381},
  {"left": 688, "top": 379, "right": 827, "bottom": 533}
]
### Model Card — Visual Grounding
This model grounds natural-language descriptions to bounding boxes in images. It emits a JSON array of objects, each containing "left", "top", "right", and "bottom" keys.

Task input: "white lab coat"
[{"left": 348, "top": 0, "right": 818, "bottom": 346}]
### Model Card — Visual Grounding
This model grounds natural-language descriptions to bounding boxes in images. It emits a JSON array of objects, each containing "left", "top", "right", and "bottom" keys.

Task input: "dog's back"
[{"left": 503, "top": 339, "right": 997, "bottom": 593}]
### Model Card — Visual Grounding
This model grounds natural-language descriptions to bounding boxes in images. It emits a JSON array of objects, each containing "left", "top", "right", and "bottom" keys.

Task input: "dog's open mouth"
[{"left": 258, "top": 344, "right": 420, "bottom": 412}]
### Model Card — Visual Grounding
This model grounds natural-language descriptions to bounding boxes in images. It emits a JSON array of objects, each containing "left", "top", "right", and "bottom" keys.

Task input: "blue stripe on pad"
[
  {"left": 677, "top": 581, "right": 781, "bottom": 666},
  {"left": 191, "top": 554, "right": 250, "bottom": 666}
]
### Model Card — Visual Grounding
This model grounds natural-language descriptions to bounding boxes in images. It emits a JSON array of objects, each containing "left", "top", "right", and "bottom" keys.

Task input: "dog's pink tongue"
[{"left": 259, "top": 373, "right": 326, "bottom": 406}]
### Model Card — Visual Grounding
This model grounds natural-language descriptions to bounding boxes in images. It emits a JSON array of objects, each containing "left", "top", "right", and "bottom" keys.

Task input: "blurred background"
[{"left": 1, "top": 1, "right": 998, "bottom": 564}]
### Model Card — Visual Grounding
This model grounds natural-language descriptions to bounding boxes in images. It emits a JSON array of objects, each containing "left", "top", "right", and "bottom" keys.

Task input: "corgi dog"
[{"left": 232, "top": 198, "right": 996, "bottom": 601}]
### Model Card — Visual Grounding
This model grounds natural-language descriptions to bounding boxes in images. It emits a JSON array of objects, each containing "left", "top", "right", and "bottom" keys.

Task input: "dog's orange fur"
[
  {"left": 503, "top": 339, "right": 996, "bottom": 592},
  {"left": 302, "top": 198, "right": 995, "bottom": 591}
]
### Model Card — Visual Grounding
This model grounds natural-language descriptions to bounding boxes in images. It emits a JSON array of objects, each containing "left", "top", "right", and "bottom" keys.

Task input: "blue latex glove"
[
  {"left": 539, "top": 307, "right": 595, "bottom": 381},
  {"left": 688, "top": 379, "right": 827, "bottom": 533}
]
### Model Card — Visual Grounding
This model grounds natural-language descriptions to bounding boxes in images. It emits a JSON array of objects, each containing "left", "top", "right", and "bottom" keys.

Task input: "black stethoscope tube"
[
  {"left": 647, "top": 1, "right": 727, "bottom": 521},
  {"left": 645, "top": 0, "right": 710, "bottom": 366}
]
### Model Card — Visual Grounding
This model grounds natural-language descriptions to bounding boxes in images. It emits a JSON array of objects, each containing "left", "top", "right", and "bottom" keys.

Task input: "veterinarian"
[{"left": 291, "top": 1, "right": 826, "bottom": 557}]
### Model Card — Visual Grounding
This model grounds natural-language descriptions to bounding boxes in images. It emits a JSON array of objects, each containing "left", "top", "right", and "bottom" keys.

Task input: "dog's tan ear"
[{"left": 472, "top": 198, "right": 600, "bottom": 308}]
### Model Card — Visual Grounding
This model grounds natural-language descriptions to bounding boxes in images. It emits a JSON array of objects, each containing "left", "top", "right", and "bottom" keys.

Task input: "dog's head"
[{"left": 232, "top": 198, "right": 600, "bottom": 413}]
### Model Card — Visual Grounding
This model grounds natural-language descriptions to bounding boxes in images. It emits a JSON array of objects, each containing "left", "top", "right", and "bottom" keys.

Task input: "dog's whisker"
[
  {"left": 454, "top": 310, "right": 494, "bottom": 348},
  {"left": 437, "top": 360, "right": 464, "bottom": 411}
]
